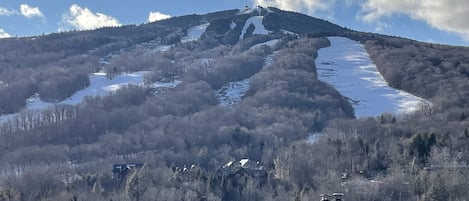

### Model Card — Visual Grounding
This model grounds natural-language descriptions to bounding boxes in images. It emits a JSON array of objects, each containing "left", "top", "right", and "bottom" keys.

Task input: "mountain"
[{"left": 1, "top": 6, "right": 469, "bottom": 201}]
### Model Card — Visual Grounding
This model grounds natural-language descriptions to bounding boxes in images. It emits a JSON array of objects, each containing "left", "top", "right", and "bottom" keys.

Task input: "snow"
[
  {"left": 264, "top": 52, "right": 275, "bottom": 67},
  {"left": 316, "top": 37, "right": 427, "bottom": 117},
  {"left": 248, "top": 39, "right": 279, "bottom": 51},
  {"left": 224, "top": 161, "right": 234, "bottom": 168},
  {"left": 200, "top": 58, "right": 214, "bottom": 67},
  {"left": 181, "top": 23, "right": 210, "bottom": 42},
  {"left": 61, "top": 71, "right": 147, "bottom": 105},
  {"left": 280, "top": 29, "right": 298, "bottom": 36},
  {"left": 230, "top": 21, "right": 236, "bottom": 29},
  {"left": 0, "top": 71, "right": 181, "bottom": 124},
  {"left": 151, "top": 80, "right": 181, "bottom": 88},
  {"left": 238, "top": 7, "right": 256, "bottom": 15},
  {"left": 239, "top": 159, "right": 249, "bottom": 167},
  {"left": 0, "top": 81, "right": 7, "bottom": 88},
  {"left": 307, "top": 134, "right": 321, "bottom": 144},
  {"left": 26, "top": 93, "right": 53, "bottom": 110},
  {"left": 240, "top": 16, "right": 270, "bottom": 40},
  {"left": 154, "top": 45, "right": 172, "bottom": 52},
  {"left": 132, "top": 39, "right": 173, "bottom": 53},
  {"left": 216, "top": 50, "right": 275, "bottom": 107},
  {"left": 0, "top": 113, "right": 16, "bottom": 123},
  {"left": 238, "top": 6, "right": 273, "bottom": 15},
  {"left": 216, "top": 79, "right": 250, "bottom": 106}
]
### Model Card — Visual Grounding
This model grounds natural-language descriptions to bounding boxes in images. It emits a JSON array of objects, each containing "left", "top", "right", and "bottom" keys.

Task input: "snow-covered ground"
[
  {"left": 280, "top": 29, "right": 298, "bottom": 36},
  {"left": 0, "top": 71, "right": 181, "bottom": 123},
  {"left": 181, "top": 23, "right": 210, "bottom": 42},
  {"left": 240, "top": 16, "right": 270, "bottom": 40},
  {"left": 316, "top": 37, "right": 427, "bottom": 117},
  {"left": 216, "top": 79, "right": 250, "bottom": 106},
  {"left": 238, "top": 6, "right": 274, "bottom": 15},
  {"left": 62, "top": 72, "right": 147, "bottom": 105},
  {"left": 132, "top": 39, "right": 173, "bottom": 53},
  {"left": 216, "top": 49, "right": 276, "bottom": 107},
  {"left": 248, "top": 39, "right": 279, "bottom": 52},
  {"left": 230, "top": 21, "right": 237, "bottom": 29}
]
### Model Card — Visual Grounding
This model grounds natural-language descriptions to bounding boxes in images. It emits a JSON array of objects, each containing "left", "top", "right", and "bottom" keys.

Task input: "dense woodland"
[{"left": 1, "top": 7, "right": 469, "bottom": 201}]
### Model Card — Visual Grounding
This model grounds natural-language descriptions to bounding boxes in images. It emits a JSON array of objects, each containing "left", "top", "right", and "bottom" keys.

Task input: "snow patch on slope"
[
  {"left": 133, "top": 39, "right": 173, "bottom": 53},
  {"left": 62, "top": 71, "right": 146, "bottom": 105},
  {"left": 240, "top": 16, "right": 270, "bottom": 40},
  {"left": 216, "top": 50, "right": 276, "bottom": 107},
  {"left": 216, "top": 79, "right": 250, "bottom": 106},
  {"left": 280, "top": 29, "right": 298, "bottom": 36},
  {"left": 230, "top": 21, "right": 237, "bottom": 29},
  {"left": 248, "top": 39, "right": 279, "bottom": 52},
  {"left": 316, "top": 37, "right": 427, "bottom": 117},
  {"left": 181, "top": 23, "right": 210, "bottom": 42},
  {"left": 26, "top": 93, "right": 54, "bottom": 110}
]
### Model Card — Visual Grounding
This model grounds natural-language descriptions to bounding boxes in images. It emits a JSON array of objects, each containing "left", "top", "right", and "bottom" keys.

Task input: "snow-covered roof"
[{"left": 239, "top": 159, "right": 249, "bottom": 167}]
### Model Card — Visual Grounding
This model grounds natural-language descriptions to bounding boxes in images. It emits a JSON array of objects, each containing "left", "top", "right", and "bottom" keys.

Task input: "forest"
[{"left": 1, "top": 7, "right": 469, "bottom": 201}]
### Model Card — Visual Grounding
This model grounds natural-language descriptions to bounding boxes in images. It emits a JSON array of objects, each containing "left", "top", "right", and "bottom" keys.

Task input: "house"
[
  {"left": 217, "top": 159, "right": 269, "bottom": 200},
  {"left": 218, "top": 159, "right": 268, "bottom": 187}
]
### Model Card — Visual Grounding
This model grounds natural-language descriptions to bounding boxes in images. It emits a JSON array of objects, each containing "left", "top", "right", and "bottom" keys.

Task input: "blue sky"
[{"left": 0, "top": 0, "right": 468, "bottom": 46}]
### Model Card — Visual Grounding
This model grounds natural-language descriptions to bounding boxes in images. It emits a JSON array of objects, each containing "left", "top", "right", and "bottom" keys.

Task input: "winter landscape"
[{"left": 0, "top": 2, "right": 468, "bottom": 201}]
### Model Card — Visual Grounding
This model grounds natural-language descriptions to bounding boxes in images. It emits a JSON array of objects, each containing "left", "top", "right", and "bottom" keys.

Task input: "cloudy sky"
[{"left": 0, "top": 0, "right": 467, "bottom": 46}]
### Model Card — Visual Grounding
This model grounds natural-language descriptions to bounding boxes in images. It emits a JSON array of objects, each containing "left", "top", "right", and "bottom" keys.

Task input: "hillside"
[{"left": 0, "top": 6, "right": 469, "bottom": 201}]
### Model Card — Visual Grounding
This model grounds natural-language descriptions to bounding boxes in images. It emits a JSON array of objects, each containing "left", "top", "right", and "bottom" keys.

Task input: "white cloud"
[
  {"left": 20, "top": 4, "right": 44, "bottom": 18},
  {"left": 148, "top": 12, "right": 171, "bottom": 22},
  {"left": 252, "top": 0, "right": 335, "bottom": 14},
  {"left": 0, "top": 7, "right": 16, "bottom": 16},
  {"left": 359, "top": 0, "right": 469, "bottom": 40},
  {"left": 62, "top": 4, "right": 121, "bottom": 30},
  {"left": 0, "top": 28, "right": 11, "bottom": 38}
]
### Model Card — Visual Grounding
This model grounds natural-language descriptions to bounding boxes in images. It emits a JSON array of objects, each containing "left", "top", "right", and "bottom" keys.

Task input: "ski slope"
[
  {"left": 248, "top": 39, "right": 279, "bottom": 52},
  {"left": 216, "top": 49, "right": 276, "bottom": 107},
  {"left": 0, "top": 71, "right": 180, "bottom": 123},
  {"left": 181, "top": 23, "right": 210, "bottom": 42},
  {"left": 316, "top": 37, "right": 426, "bottom": 117},
  {"left": 240, "top": 16, "right": 270, "bottom": 40}
]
